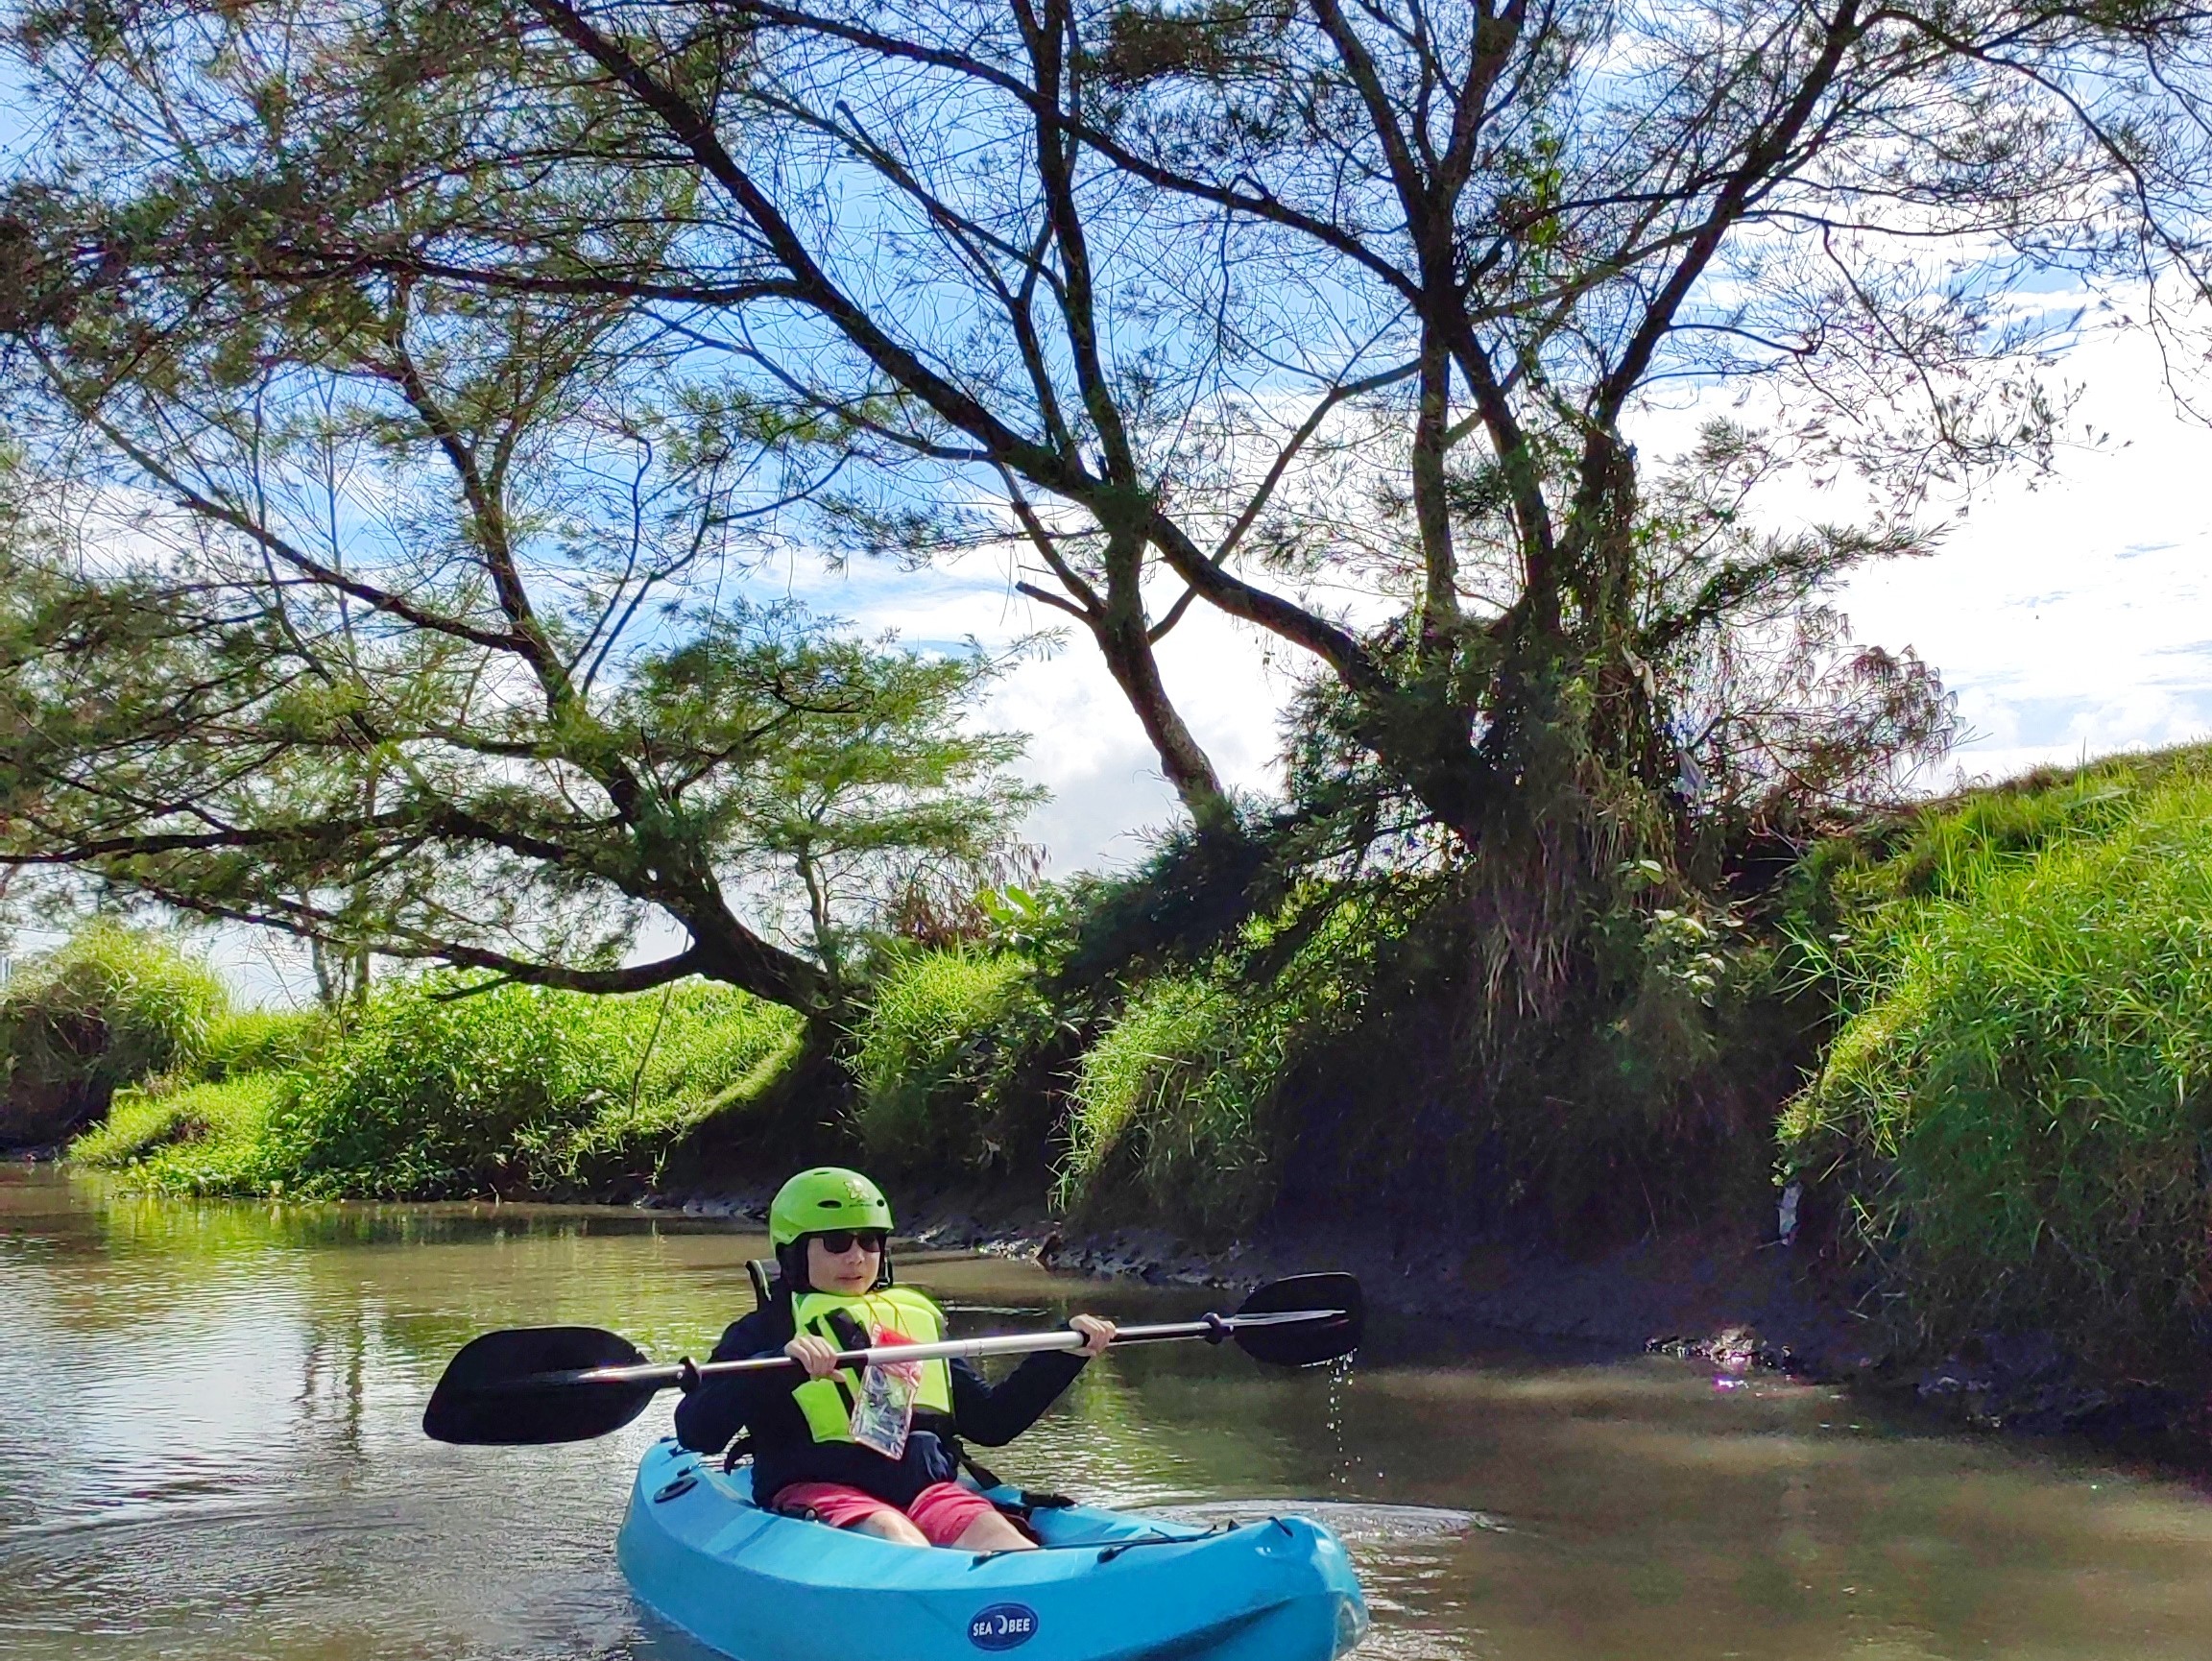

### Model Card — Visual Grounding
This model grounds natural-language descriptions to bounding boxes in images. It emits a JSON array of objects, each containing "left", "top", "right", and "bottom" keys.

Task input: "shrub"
[
  {"left": 67, "top": 973, "right": 803, "bottom": 1200},
  {"left": 269, "top": 977, "right": 803, "bottom": 1199},
  {"left": 0, "top": 926, "right": 228, "bottom": 1144},
  {"left": 1781, "top": 775, "right": 2212, "bottom": 1369},
  {"left": 851, "top": 951, "right": 1053, "bottom": 1174},
  {"left": 260, "top": 980, "right": 594, "bottom": 1197}
]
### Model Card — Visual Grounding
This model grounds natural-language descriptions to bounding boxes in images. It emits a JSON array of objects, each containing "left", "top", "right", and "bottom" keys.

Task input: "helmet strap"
[{"left": 775, "top": 1240, "right": 811, "bottom": 1295}]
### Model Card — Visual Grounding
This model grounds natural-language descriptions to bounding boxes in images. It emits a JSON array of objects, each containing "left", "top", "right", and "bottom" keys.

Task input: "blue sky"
[
  {"left": 15, "top": 307, "right": 2210, "bottom": 1003},
  {"left": 8, "top": 44, "right": 2211, "bottom": 1001}
]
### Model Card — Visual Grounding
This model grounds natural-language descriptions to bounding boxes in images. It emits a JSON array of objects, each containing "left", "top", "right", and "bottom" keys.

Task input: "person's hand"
[
  {"left": 1070, "top": 1313, "right": 1117, "bottom": 1359},
  {"left": 784, "top": 1334, "right": 841, "bottom": 1379}
]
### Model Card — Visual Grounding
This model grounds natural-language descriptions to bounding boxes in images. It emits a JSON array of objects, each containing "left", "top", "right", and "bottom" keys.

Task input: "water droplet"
[{"left": 1325, "top": 1351, "right": 1358, "bottom": 1490}]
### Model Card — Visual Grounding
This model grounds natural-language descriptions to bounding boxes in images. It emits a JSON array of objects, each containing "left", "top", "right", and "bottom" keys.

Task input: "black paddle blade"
[
  {"left": 1231, "top": 1273, "right": 1365, "bottom": 1366},
  {"left": 422, "top": 1326, "right": 656, "bottom": 1445}
]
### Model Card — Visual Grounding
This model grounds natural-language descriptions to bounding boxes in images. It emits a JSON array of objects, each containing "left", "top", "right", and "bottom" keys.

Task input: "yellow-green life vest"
[{"left": 788, "top": 1286, "right": 955, "bottom": 1447}]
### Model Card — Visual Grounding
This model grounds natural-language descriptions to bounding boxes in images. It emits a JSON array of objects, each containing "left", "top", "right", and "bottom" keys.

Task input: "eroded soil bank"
[{"left": 654, "top": 1177, "right": 2203, "bottom": 1452}]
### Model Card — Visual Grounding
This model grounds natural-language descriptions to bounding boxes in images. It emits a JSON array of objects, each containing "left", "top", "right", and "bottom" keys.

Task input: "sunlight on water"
[{"left": 11, "top": 1165, "right": 2212, "bottom": 1659}]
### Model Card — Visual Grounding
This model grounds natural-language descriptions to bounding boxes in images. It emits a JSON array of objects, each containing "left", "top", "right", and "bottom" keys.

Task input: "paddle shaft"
[{"left": 564, "top": 1308, "right": 1341, "bottom": 1390}]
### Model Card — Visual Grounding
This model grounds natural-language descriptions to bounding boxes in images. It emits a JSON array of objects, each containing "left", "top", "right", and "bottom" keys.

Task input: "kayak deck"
[{"left": 617, "top": 1438, "right": 1369, "bottom": 1661}]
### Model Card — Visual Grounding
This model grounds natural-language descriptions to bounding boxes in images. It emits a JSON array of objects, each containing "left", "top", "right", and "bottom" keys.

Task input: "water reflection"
[{"left": 9, "top": 1165, "right": 2212, "bottom": 1659}]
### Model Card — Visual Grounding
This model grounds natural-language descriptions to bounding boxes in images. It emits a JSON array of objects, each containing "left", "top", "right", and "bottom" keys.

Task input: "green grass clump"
[
  {"left": 1060, "top": 973, "right": 1288, "bottom": 1239},
  {"left": 1782, "top": 774, "right": 2212, "bottom": 1368},
  {"left": 851, "top": 950, "right": 1050, "bottom": 1174},
  {"left": 1786, "top": 745, "right": 2212, "bottom": 982},
  {"left": 70, "top": 1073, "right": 278, "bottom": 1166},
  {"left": 196, "top": 1007, "right": 328, "bottom": 1081},
  {"left": 72, "top": 1073, "right": 294, "bottom": 1194},
  {"left": 554, "top": 983, "right": 804, "bottom": 1185},
  {"left": 1, "top": 925, "right": 228, "bottom": 1143},
  {"left": 271, "top": 978, "right": 801, "bottom": 1198},
  {"left": 1054, "top": 882, "right": 1426, "bottom": 1239}
]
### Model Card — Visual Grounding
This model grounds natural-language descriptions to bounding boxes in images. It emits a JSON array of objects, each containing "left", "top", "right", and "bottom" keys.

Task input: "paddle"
[{"left": 422, "top": 1271, "right": 1364, "bottom": 1446}]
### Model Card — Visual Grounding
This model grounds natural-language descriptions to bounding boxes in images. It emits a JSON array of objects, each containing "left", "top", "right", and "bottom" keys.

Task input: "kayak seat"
[
  {"left": 765, "top": 1486, "right": 1069, "bottom": 1544},
  {"left": 953, "top": 1447, "right": 1071, "bottom": 1511},
  {"left": 991, "top": 1488, "right": 1074, "bottom": 1516}
]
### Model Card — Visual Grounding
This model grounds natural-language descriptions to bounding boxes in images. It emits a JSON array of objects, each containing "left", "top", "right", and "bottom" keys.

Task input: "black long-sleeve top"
[{"left": 672, "top": 1299, "right": 1090, "bottom": 1509}]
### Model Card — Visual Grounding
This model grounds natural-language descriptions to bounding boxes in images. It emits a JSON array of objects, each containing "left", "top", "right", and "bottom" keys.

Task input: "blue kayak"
[{"left": 617, "top": 1439, "right": 1370, "bottom": 1661}]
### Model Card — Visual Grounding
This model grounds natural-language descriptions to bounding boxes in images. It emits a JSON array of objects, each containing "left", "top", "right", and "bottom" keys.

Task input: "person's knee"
[
  {"left": 851, "top": 1509, "right": 929, "bottom": 1547},
  {"left": 953, "top": 1511, "right": 1037, "bottom": 1553}
]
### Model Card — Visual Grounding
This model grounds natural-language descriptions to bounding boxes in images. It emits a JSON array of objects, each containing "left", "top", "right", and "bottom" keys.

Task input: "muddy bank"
[{"left": 654, "top": 1180, "right": 2200, "bottom": 1447}]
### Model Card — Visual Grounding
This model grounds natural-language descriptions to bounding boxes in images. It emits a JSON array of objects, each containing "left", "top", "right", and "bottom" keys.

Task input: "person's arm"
[
  {"left": 949, "top": 1314, "right": 1116, "bottom": 1447},
  {"left": 673, "top": 1310, "right": 781, "bottom": 1454}
]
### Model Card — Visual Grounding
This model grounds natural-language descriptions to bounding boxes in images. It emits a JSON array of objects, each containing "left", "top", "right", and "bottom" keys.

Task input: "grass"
[
  {"left": 0, "top": 926, "right": 228, "bottom": 1141},
  {"left": 197, "top": 1007, "right": 328, "bottom": 1081},
  {"left": 72, "top": 1073, "right": 294, "bottom": 1195},
  {"left": 1781, "top": 762, "right": 2212, "bottom": 1370},
  {"left": 850, "top": 950, "right": 1049, "bottom": 1174},
  {"left": 1783, "top": 744, "right": 2212, "bottom": 979},
  {"left": 1060, "top": 973, "right": 1289, "bottom": 1239},
  {"left": 1056, "top": 880, "right": 1442, "bottom": 1240}
]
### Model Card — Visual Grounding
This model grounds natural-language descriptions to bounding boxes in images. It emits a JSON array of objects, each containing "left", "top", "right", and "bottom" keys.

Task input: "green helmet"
[{"left": 769, "top": 1167, "right": 894, "bottom": 1248}]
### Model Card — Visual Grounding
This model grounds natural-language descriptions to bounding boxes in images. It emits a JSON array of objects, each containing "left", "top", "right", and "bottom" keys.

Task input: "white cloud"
[
  {"left": 1815, "top": 324, "right": 2212, "bottom": 786},
  {"left": 1617, "top": 303, "right": 2212, "bottom": 791},
  {"left": 766, "top": 556, "right": 1288, "bottom": 872},
  {"left": 23, "top": 317, "right": 2210, "bottom": 1003}
]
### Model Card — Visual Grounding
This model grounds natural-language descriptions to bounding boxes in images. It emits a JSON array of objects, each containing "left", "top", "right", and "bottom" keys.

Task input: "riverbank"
[
  {"left": 651, "top": 1173, "right": 2192, "bottom": 1447},
  {"left": 11, "top": 1127, "right": 2189, "bottom": 1443}
]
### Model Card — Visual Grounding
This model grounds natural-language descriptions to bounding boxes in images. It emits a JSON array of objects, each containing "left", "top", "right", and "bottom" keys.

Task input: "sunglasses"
[{"left": 811, "top": 1229, "right": 887, "bottom": 1255}]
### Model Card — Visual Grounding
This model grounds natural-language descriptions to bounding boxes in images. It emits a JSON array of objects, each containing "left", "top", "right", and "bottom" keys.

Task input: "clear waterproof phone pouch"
[{"left": 848, "top": 1326, "right": 921, "bottom": 1458}]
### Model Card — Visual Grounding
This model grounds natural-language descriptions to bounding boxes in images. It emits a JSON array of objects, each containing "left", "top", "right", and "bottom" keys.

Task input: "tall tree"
[
  {"left": 4, "top": 0, "right": 2206, "bottom": 999},
  {"left": 0, "top": 261, "right": 1037, "bottom": 1018}
]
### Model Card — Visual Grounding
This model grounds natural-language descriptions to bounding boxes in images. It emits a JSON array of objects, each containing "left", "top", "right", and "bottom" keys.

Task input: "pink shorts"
[{"left": 772, "top": 1480, "right": 999, "bottom": 1547}]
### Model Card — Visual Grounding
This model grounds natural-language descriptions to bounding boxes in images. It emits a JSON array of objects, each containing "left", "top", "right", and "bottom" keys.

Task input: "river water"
[{"left": 8, "top": 1165, "right": 2212, "bottom": 1659}]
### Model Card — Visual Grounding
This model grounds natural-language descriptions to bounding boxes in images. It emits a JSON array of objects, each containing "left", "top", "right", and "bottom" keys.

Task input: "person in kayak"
[{"left": 673, "top": 1167, "right": 1116, "bottom": 1553}]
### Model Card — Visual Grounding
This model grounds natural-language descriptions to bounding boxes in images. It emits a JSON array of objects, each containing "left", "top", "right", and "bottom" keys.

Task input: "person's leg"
[
  {"left": 906, "top": 1481, "right": 1037, "bottom": 1553},
  {"left": 950, "top": 1509, "right": 1036, "bottom": 1553},
  {"left": 847, "top": 1507, "right": 931, "bottom": 1546},
  {"left": 771, "top": 1481, "right": 929, "bottom": 1548}
]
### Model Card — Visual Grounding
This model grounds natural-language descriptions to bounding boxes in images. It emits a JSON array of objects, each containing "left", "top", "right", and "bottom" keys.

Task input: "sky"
[
  {"left": 14, "top": 309, "right": 2209, "bottom": 1004},
  {"left": 792, "top": 314, "right": 2212, "bottom": 875},
  {"left": 4, "top": 57, "right": 2208, "bottom": 1001},
  {"left": 1827, "top": 327, "right": 2212, "bottom": 788}
]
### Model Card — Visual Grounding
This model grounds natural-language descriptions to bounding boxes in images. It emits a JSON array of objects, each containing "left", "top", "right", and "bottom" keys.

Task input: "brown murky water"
[{"left": 7, "top": 1164, "right": 2212, "bottom": 1659}]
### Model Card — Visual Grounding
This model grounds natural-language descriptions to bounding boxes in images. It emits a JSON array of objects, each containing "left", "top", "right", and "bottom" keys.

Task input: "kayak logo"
[{"left": 968, "top": 1602, "right": 1039, "bottom": 1650}]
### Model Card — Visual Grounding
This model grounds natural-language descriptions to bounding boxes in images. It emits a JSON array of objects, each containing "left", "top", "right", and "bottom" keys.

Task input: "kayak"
[{"left": 616, "top": 1438, "right": 1371, "bottom": 1661}]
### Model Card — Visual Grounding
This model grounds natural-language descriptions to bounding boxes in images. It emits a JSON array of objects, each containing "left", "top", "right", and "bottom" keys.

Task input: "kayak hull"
[{"left": 617, "top": 1439, "right": 1369, "bottom": 1661}]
